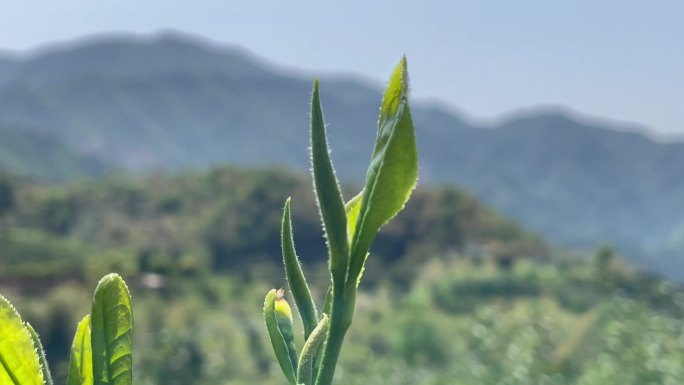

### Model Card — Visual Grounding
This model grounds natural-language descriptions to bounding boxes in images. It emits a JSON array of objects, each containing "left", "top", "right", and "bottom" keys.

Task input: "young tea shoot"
[{"left": 263, "top": 57, "right": 418, "bottom": 385}]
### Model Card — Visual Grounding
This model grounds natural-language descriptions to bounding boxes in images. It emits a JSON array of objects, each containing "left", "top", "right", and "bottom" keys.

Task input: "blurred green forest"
[{"left": 1, "top": 168, "right": 683, "bottom": 385}]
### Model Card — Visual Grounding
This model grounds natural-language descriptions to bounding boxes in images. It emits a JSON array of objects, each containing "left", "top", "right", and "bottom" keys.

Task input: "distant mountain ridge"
[{"left": 1, "top": 33, "right": 683, "bottom": 279}]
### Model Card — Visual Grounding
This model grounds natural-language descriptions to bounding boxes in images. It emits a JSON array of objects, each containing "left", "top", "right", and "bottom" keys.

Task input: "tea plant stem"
[{"left": 315, "top": 292, "right": 353, "bottom": 385}]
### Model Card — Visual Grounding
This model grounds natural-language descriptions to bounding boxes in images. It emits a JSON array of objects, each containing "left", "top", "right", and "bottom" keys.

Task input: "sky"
[{"left": 1, "top": 1, "right": 682, "bottom": 135}]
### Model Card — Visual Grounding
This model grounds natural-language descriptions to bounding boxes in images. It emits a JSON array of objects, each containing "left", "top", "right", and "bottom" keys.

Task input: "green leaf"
[
  {"left": 310, "top": 79, "right": 349, "bottom": 283},
  {"left": 91, "top": 274, "right": 133, "bottom": 385},
  {"left": 344, "top": 192, "right": 363, "bottom": 245},
  {"left": 297, "top": 314, "right": 330, "bottom": 385},
  {"left": 322, "top": 286, "right": 333, "bottom": 316},
  {"left": 0, "top": 294, "right": 43, "bottom": 385},
  {"left": 263, "top": 289, "right": 297, "bottom": 385},
  {"left": 275, "top": 290, "right": 299, "bottom": 376},
  {"left": 347, "top": 57, "right": 418, "bottom": 285},
  {"left": 282, "top": 198, "right": 319, "bottom": 339},
  {"left": 67, "top": 315, "right": 93, "bottom": 385},
  {"left": 25, "top": 323, "right": 54, "bottom": 385}
]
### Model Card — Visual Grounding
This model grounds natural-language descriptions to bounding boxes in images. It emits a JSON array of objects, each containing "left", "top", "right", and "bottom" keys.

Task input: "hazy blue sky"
[{"left": 1, "top": 1, "right": 682, "bottom": 134}]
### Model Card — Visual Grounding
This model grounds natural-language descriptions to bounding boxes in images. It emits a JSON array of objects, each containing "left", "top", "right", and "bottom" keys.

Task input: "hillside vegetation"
[
  {"left": 0, "top": 167, "right": 543, "bottom": 282},
  {"left": 1, "top": 167, "right": 683, "bottom": 385}
]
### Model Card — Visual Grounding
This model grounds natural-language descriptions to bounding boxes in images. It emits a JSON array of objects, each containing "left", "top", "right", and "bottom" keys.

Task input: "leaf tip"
[
  {"left": 275, "top": 288, "right": 294, "bottom": 322},
  {"left": 95, "top": 272, "right": 130, "bottom": 293},
  {"left": 263, "top": 289, "right": 277, "bottom": 315}
]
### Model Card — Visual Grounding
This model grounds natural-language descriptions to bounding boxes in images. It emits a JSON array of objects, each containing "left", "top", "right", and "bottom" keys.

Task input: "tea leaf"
[
  {"left": 91, "top": 274, "right": 133, "bottom": 385},
  {"left": 26, "top": 323, "right": 54, "bottom": 385},
  {"left": 322, "top": 286, "right": 333, "bottom": 316},
  {"left": 348, "top": 57, "right": 418, "bottom": 285},
  {"left": 282, "top": 198, "right": 319, "bottom": 339},
  {"left": 344, "top": 191, "right": 363, "bottom": 245},
  {"left": 310, "top": 79, "right": 349, "bottom": 283},
  {"left": 264, "top": 289, "right": 297, "bottom": 385},
  {"left": 67, "top": 315, "right": 93, "bottom": 385},
  {"left": 275, "top": 290, "right": 299, "bottom": 373},
  {"left": 297, "top": 314, "right": 330, "bottom": 385},
  {"left": 0, "top": 294, "right": 44, "bottom": 385}
]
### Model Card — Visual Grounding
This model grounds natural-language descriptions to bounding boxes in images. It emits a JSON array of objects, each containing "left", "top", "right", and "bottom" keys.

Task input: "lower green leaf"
[
  {"left": 282, "top": 198, "right": 319, "bottom": 339},
  {"left": 91, "top": 274, "right": 133, "bottom": 385},
  {"left": 67, "top": 315, "right": 93, "bottom": 385},
  {"left": 25, "top": 323, "right": 54, "bottom": 385},
  {"left": 0, "top": 294, "right": 44, "bottom": 385},
  {"left": 297, "top": 314, "right": 330, "bottom": 385},
  {"left": 264, "top": 289, "right": 297, "bottom": 385}
]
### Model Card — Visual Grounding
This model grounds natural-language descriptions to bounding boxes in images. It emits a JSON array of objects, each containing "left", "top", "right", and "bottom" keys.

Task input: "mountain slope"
[
  {"left": 438, "top": 113, "right": 684, "bottom": 276},
  {"left": 0, "top": 33, "right": 683, "bottom": 279},
  {"left": 0, "top": 128, "right": 111, "bottom": 180}
]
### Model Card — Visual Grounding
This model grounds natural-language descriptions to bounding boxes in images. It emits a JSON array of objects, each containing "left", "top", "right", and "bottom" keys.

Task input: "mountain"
[
  {"left": 0, "top": 128, "right": 111, "bottom": 180},
  {"left": 0, "top": 32, "right": 683, "bottom": 279},
  {"left": 439, "top": 113, "right": 684, "bottom": 277},
  {"left": 0, "top": 33, "right": 470, "bottom": 175}
]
